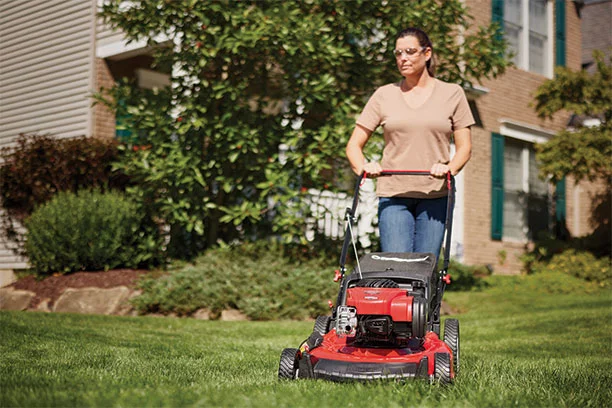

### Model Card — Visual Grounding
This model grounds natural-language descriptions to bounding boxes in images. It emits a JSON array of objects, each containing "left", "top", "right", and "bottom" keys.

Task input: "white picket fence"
[{"left": 304, "top": 179, "right": 379, "bottom": 248}]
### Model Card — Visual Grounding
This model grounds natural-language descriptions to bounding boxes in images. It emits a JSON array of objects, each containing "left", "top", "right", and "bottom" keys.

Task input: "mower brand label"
[{"left": 371, "top": 255, "right": 429, "bottom": 263}]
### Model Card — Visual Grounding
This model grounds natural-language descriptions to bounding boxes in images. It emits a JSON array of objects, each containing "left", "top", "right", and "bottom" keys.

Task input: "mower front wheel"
[
  {"left": 278, "top": 348, "right": 299, "bottom": 380},
  {"left": 433, "top": 352, "right": 452, "bottom": 385},
  {"left": 443, "top": 318, "right": 460, "bottom": 373}
]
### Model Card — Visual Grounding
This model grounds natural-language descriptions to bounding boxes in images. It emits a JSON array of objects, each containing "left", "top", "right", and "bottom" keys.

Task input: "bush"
[
  {"left": 531, "top": 249, "right": 611, "bottom": 288},
  {"left": 25, "top": 190, "right": 161, "bottom": 275},
  {"left": 0, "top": 134, "right": 128, "bottom": 216},
  {"left": 132, "top": 242, "right": 340, "bottom": 320},
  {"left": 445, "top": 259, "right": 490, "bottom": 291}
]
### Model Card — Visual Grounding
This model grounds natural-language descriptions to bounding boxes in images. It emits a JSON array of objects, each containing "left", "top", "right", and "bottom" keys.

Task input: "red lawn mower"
[{"left": 278, "top": 171, "right": 459, "bottom": 384}]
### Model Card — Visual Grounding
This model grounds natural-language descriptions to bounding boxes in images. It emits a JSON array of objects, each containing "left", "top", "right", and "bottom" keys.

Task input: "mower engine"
[{"left": 336, "top": 281, "right": 427, "bottom": 347}]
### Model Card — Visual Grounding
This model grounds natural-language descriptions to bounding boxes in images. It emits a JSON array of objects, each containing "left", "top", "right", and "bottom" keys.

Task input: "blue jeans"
[{"left": 378, "top": 196, "right": 448, "bottom": 258}]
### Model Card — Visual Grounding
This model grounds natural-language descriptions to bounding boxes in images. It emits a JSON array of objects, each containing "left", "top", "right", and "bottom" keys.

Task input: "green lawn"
[{"left": 1, "top": 275, "right": 611, "bottom": 407}]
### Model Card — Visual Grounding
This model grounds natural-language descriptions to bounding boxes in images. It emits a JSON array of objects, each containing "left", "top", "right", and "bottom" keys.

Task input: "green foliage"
[
  {"left": 445, "top": 259, "right": 490, "bottom": 291},
  {"left": 484, "top": 270, "right": 603, "bottom": 295},
  {"left": 529, "top": 249, "right": 611, "bottom": 289},
  {"left": 0, "top": 134, "right": 127, "bottom": 216},
  {"left": 0, "top": 134, "right": 129, "bottom": 251},
  {"left": 533, "top": 51, "right": 612, "bottom": 184},
  {"left": 25, "top": 190, "right": 161, "bottom": 275},
  {"left": 97, "top": 0, "right": 509, "bottom": 256},
  {"left": 132, "top": 242, "right": 339, "bottom": 319}
]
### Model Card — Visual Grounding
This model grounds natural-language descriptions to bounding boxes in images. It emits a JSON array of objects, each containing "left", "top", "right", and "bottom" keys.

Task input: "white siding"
[
  {"left": 0, "top": 0, "right": 96, "bottom": 148},
  {"left": 0, "top": 0, "right": 96, "bottom": 269},
  {"left": 96, "top": 3, "right": 127, "bottom": 49}
]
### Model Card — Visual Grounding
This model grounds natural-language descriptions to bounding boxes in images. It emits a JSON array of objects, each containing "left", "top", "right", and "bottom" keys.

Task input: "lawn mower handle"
[{"left": 339, "top": 170, "right": 455, "bottom": 276}]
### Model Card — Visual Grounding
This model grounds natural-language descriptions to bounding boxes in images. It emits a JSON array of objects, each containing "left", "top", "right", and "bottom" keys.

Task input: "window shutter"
[
  {"left": 492, "top": 0, "right": 505, "bottom": 40},
  {"left": 555, "top": 0, "right": 566, "bottom": 67},
  {"left": 491, "top": 133, "right": 505, "bottom": 240},
  {"left": 555, "top": 178, "right": 566, "bottom": 223},
  {"left": 555, "top": 1, "right": 567, "bottom": 228},
  {"left": 115, "top": 99, "right": 134, "bottom": 141}
]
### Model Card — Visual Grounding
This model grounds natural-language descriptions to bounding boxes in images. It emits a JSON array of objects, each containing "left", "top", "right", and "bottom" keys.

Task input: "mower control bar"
[{"left": 339, "top": 170, "right": 455, "bottom": 276}]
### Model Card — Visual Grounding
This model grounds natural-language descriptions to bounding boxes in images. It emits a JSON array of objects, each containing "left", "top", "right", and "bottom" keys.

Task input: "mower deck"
[{"left": 299, "top": 330, "right": 452, "bottom": 382}]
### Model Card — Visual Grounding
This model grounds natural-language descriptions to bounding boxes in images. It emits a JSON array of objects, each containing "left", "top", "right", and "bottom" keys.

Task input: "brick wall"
[{"left": 93, "top": 58, "right": 116, "bottom": 140}]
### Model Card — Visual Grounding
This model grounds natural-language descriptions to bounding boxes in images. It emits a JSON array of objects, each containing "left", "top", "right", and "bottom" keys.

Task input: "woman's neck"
[{"left": 401, "top": 71, "right": 432, "bottom": 91}]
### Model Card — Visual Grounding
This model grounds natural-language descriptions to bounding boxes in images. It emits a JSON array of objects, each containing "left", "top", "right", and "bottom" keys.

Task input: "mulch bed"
[{"left": 11, "top": 269, "right": 149, "bottom": 308}]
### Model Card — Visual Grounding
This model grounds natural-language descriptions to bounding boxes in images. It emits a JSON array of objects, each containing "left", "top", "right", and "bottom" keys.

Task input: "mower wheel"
[
  {"left": 278, "top": 348, "right": 299, "bottom": 380},
  {"left": 433, "top": 352, "right": 452, "bottom": 385},
  {"left": 443, "top": 319, "right": 460, "bottom": 373},
  {"left": 313, "top": 316, "right": 331, "bottom": 335},
  {"left": 412, "top": 297, "right": 427, "bottom": 338}
]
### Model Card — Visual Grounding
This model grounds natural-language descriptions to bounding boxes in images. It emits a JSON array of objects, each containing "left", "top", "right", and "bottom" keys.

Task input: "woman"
[{"left": 346, "top": 27, "right": 474, "bottom": 257}]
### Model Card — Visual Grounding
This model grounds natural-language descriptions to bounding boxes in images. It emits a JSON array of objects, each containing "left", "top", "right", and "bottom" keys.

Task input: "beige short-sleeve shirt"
[{"left": 356, "top": 78, "right": 475, "bottom": 198}]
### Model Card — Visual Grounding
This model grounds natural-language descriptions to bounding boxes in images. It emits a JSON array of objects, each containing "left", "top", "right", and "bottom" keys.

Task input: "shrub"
[
  {"left": 0, "top": 134, "right": 128, "bottom": 216},
  {"left": 0, "top": 134, "right": 129, "bottom": 251},
  {"left": 531, "top": 249, "right": 611, "bottom": 288},
  {"left": 444, "top": 259, "right": 490, "bottom": 291},
  {"left": 25, "top": 190, "right": 161, "bottom": 275},
  {"left": 132, "top": 242, "right": 340, "bottom": 320}
]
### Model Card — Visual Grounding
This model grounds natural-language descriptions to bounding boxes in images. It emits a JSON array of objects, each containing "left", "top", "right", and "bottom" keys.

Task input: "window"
[
  {"left": 491, "top": 123, "right": 561, "bottom": 242},
  {"left": 502, "top": 138, "right": 551, "bottom": 241},
  {"left": 502, "top": 0, "right": 552, "bottom": 76}
]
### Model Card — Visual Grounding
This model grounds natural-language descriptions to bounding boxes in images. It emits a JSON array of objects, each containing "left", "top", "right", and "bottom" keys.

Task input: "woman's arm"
[
  {"left": 346, "top": 124, "right": 382, "bottom": 176},
  {"left": 430, "top": 127, "right": 472, "bottom": 177}
]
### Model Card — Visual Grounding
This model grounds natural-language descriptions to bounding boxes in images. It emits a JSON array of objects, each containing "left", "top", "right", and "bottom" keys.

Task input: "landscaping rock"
[
  {"left": 115, "top": 290, "right": 142, "bottom": 316},
  {"left": 53, "top": 286, "right": 131, "bottom": 315},
  {"left": 35, "top": 298, "right": 52, "bottom": 313},
  {"left": 192, "top": 308, "right": 211, "bottom": 320},
  {"left": 220, "top": 309, "right": 248, "bottom": 321},
  {"left": 0, "top": 270, "right": 17, "bottom": 288},
  {"left": 0, "top": 287, "right": 35, "bottom": 311}
]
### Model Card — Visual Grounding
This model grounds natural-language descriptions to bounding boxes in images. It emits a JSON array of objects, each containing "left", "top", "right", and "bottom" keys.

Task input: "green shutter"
[
  {"left": 555, "top": 1, "right": 566, "bottom": 224},
  {"left": 491, "top": 133, "right": 505, "bottom": 240},
  {"left": 555, "top": 178, "right": 566, "bottom": 223},
  {"left": 115, "top": 99, "right": 134, "bottom": 142},
  {"left": 555, "top": 0, "right": 566, "bottom": 67},
  {"left": 492, "top": 0, "right": 504, "bottom": 41}
]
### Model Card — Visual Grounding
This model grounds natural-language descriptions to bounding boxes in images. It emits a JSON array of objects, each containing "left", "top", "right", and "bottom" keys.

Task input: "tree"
[
  {"left": 97, "top": 0, "right": 509, "bottom": 257},
  {"left": 532, "top": 51, "right": 611, "bottom": 255},
  {"left": 533, "top": 51, "right": 612, "bottom": 184}
]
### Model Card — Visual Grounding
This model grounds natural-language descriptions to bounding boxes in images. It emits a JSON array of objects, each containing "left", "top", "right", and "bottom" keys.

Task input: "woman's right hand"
[{"left": 362, "top": 161, "right": 383, "bottom": 177}]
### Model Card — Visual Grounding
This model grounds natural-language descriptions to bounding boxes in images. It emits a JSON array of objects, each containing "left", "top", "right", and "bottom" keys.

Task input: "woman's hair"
[{"left": 396, "top": 27, "right": 436, "bottom": 77}]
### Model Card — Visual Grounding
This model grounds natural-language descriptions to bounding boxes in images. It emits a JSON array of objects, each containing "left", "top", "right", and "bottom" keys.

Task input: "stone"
[
  {"left": 35, "top": 298, "right": 52, "bottom": 313},
  {"left": 53, "top": 286, "right": 131, "bottom": 315},
  {"left": 0, "top": 270, "right": 17, "bottom": 288},
  {"left": 115, "top": 290, "right": 142, "bottom": 316},
  {"left": 192, "top": 308, "right": 211, "bottom": 320},
  {"left": 220, "top": 309, "right": 248, "bottom": 321},
  {"left": 0, "top": 287, "right": 35, "bottom": 311}
]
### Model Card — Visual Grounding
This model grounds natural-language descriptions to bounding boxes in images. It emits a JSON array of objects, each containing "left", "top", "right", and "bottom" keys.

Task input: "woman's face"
[{"left": 394, "top": 35, "right": 430, "bottom": 78}]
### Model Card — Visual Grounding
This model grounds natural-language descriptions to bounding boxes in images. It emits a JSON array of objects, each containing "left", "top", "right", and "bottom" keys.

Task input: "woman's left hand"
[{"left": 430, "top": 163, "right": 450, "bottom": 178}]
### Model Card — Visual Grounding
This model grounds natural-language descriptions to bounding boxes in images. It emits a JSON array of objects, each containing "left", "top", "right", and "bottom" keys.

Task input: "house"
[{"left": 0, "top": 0, "right": 605, "bottom": 275}]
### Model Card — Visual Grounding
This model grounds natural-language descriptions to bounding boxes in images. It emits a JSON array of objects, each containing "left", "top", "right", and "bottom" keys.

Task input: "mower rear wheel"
[
  {"left": 278, "top": 348, "right": 299, "bottom": 380},
  {"left": 433, "top": 352, "right": 452, "bottom": 385},
  {"left": 443, "top": 319, "right": 460, "bottom": 373},
  {"left": 412, "top": 297, "right": 427, "bottom": 338},
  {"left": 313, "top": 315, "right": 331, "bottom": 335}
]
